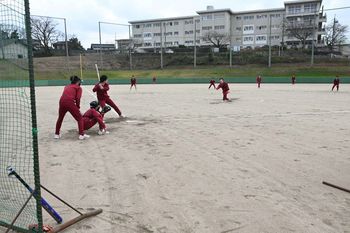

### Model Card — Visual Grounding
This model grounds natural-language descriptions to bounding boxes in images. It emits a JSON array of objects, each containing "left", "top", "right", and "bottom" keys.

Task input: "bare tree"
[
  {"left": 325, "top": 17, "right": 348, "bottom": 51},
  {"left": 31, "top": 17, "right": 63, "bottom": 55},
  {"left": 284, "top": 18, "right": 316, "bottom": 49},
  {"left": 201, "top": 31, "right": 230, "bottom": 48}
]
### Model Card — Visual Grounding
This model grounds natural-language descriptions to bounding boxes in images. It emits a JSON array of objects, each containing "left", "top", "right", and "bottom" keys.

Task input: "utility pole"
[
  {"left": 194, "top": 19, "right": 197, "bottom": 68},
  {"left": 98, "top": 21, "right": 102, "bottom": 69},
  {"left": 160, "top": 22, "right": 163, "bottom": 69},
  {"left": 311, "top": 19, "right": 315, "bottom": 66},
  {"left": 128, "top": 24, "right": 132, "bottom": 70},
  {"left": 268, "top": 14, "right": 272, "bottom": 68},
  {"left": 229, "top": 22, "right": 233, "bottom": 68}
]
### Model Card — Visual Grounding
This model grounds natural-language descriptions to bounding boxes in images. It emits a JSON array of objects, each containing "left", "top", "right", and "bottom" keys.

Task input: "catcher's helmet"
[{"left": 90, "top": 100, "right": 99, "bottom": 108}]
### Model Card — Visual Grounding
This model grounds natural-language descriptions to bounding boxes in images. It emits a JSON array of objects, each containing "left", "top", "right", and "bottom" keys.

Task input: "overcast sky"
[{"left": 29, "top": 0, "right": 350, "bottom": 48}]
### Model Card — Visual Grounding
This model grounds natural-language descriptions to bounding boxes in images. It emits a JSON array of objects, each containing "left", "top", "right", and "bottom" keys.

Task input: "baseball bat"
[{"left": 7, "top": 166, "right": 63, "bottom": 224}]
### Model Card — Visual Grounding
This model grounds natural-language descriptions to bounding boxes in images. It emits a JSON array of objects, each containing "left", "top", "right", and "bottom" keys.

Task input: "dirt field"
[{"left": 33, "top": 84, "right": 350, "bottom": 233}]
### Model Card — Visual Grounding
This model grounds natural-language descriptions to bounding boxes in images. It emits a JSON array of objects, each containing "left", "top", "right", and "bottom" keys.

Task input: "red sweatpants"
[
  {"left": 83, "top": 118, "right": 101, "bottom": 130},
  {"left": 99, "top": 98, "right": 122, "bottom": 116},
  {"left": 332, "top": 84, "right": 339, "bottom": 91},
  {"left": 208, "top": 83, "right": 216, "bottom": 89},
  {"left": 130, "top": 83, "right": 136, "bottom": 89},
  {"left": 55, "top": 101, "right": 84, "bottom": 135},
  {"left": 223, "top": 91, "right": 229, "bottom": 101},
  {"left": 257, "top": 82, "right": 261, "bottom": 88}
]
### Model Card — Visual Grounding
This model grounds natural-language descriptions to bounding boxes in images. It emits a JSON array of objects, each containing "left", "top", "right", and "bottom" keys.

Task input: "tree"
[
  {"left": 284, "top": 17, "right": 315, "bottom": 49},
  {"left": 31, "top": 17, "right": 63, "bottom": 55},
  {"left": 201, "top": 31, "right": 230, "bottom": 48},
  {"left": 0, "top": 30, "right": 9, "bottom": 40},
  {"left": 68, "top": 35, "right": 84, "bottom": 51},
  {"left": 325, "top": 17, "right": 348, "bottom": 51},
  {"left": 10, "top": 30, "right": 19, "bottom": 39}
]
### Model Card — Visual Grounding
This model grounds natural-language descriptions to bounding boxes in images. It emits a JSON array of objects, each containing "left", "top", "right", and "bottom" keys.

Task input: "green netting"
[{"left": 0, "top": 0, "right": 42, "bottom": 232}]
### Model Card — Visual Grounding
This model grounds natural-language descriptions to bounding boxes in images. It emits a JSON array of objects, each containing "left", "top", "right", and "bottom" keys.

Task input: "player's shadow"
[{"left": 210, "top": 98, "right": 239, "bottom": 105}]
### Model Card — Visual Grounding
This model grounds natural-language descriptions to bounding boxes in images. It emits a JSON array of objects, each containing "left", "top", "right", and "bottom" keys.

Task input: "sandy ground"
[{"left": 10, "top": 83, "right": 350, "bottom": 233}]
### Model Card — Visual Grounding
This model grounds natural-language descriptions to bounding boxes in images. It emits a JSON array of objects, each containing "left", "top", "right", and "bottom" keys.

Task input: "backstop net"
[{"left": 0, "top": 0, "right": 43, "bottom": 232}]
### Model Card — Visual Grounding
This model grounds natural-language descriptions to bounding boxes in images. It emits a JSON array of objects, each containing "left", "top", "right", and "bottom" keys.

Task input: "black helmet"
[
  {"left": 100, "top": 75, "right": 108, "bottom": 83},
  {"left": 90, "top": 101, "right": 99, "bottom": 108},
  {"left": 70, "top": 75, "right": 81, "bottom": 84}
]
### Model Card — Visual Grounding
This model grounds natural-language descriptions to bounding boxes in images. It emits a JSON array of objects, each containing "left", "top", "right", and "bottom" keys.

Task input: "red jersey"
[
  {"left": 83, "top": 108, "right": 106, "bottom": 129},
  {"left": 210, "top": 80, "right": 215, "bottom": 84},
  {"left": 93, "top": 83, "right": 109, "bottom": 101},
  {"left": 292, "top": 76, "right": 296, "bottom": 80},
  {"left": 333, "top": 78, "right": 340, "bottom": 85},
  {"left": 217, "top": 82, "right": 229, "bottom": 92},
  {"left": 256, "top": 76, "right": 262, "bottom": 83},
  {"left": 131, "top": 78, "right": 137, "bottom": 84},
  {"left": 60, "top": 84, "right": 82, "bottom": 108}
]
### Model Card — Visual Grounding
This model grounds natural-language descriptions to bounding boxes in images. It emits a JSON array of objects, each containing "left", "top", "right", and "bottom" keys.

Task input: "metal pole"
[
  {"left": 229, "top": 22, "right": 232, "bottom": 68},
  {"left": 311, "top": 19, "right": 315, "bottom": 66},
  {"left": 128, "top": 25, "right": 132, "bottom": 70},
  {"left": 63, "top": 18, "right": 69, "bottom": 64},
  {"left": 194, "top": 20, "right": 197, "bottom": 68},
  {"left": 160, "top": 22, "right": 163, "bottom": 69},
  {"left": 268, "top": 15, "right": 272, "bottom": 68},
  {"left": 98, "top": 21, "right": 102, "bottom": 69}
]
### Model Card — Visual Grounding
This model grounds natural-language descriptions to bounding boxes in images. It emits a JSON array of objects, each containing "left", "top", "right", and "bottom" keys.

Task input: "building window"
[
  {"left": 185, "top": 40, "right": 194, "bottom": 45},
  {"left": 304, "top": 3, "right": 317, "bottom": 13},
  {"left": 243, "top": 36, "right": 254, "bottom": 44},
  {"left": 143, "top": 42, "right": 152, "bottom": 47},
  {"left": 214, "top": 25, "right": 225, "bottom": 30},
  {"left": 236, "top": 16, "right": 242, "bottom": 20},
  {"left": 174, "top": 41, "right": 179, "bottom": 45},
  {"left": 185, "top": 20, "right": 193, "bottom": 25},
  {"left": 257, "top": 14, "right": 268, "bottom": 19},
  {"left": 270, "top": 35, "right": 280, "bottom": 40},
  {"left": 202, "top": 15, "right": 213, "bottom": 21},
  {"left": 195, "top": 40, "right": 200, "bottom": 44},
  {"left": 164, "top": 32, "right": 173, "bottom": 36},
  {"left": 243, "top": 15, "right": 254, "bottom": 20},
  {"left": 134, "top": 25, "right": 140, "bottom": 29},
  {"left": 271, "top": 25, "right": 280, "bottom": 30},
  {"left": 165, "top": 42, "right": 173, "bottom": 46},
  {"left": 271, "top": 14, "right": 281, "bottom": 18},
  {"left": 153, "top": 33, "right": 161, "bottom": 37},
  {"left": 153, "top": 23, "right": 161, "bottom": 27},
  {"left": 155, "top": 42, "right": 161, "bottom": 47},
  {"left": 202, "top": 26, "right": 212, "bottom": 30},
  {"left": 196, "top": 30, "right": 200, "bottom": 34},
  {"left": 243, "top": 25, "right": 254, "bottom": 32},
  {"left": 236, "top": 37, "right": 242, "bottom": 42},
  {"left": 185, "top": 30, "right": 194, "bottom": 35},
  {"left": 256, "top": 35, "right": 267, "bottom": 41},
  {"left": 257, "top": 25, "right": 267, "bottom": 30},
  {"left": 236, "top": 27, "right": 242, "bottom": 31},
  {"left": 134, "top": 34, "right": 142, "bottom": 38},
  {"left": 174, "top": 31, "right": 179, "bottom": 35},
  {"left": 214, "top": 13, "right": 225, "bottom": 19},
  {"left": 144, "top": 23, "right": 152, "bottom": 28},
  {"left": 195, "top": 19, "right": 200, "bottom": 23},
  {"left": 288, "top": 5, "right": 301, "bottom": 14},
  {"left": 174, "top": 21, "right": 179, "bottom": 25},
  {"left": 143, "top": 33, "right": 152, "bottom": 38}
]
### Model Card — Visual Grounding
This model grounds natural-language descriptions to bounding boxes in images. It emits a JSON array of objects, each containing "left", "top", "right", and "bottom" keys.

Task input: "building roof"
[
  {"left": 91, "top": 44, "right": 116, "bottom": 48},
  {"left": 233, "top": 8, "right": 285, "bottom": 15},
  {"left": 129, "top": 15, "right": 195, "bottom": 24},
  {"left": 196, "top": 8, "right": 233, "bottom": 14},
  {"left": 284, "top": 0, "right": 322, "bottom": 5},
  {"left": 1, "top": 39, "right": 27, "bottom": 47}
]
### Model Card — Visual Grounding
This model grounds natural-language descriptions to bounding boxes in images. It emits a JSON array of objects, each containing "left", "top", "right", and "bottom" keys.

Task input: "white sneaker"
[
  {"left": 54, "top": 134, "right": 60, "bottom": 139},
  {"left": 98, "top": 129, "right": 109, "bottom": 135},
  {"left": 79, "top": 134, "right": 90, "bottom": 140}
]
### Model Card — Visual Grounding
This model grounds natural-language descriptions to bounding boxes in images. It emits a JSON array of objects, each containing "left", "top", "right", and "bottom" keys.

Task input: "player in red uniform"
[
  {"left": 291, "top": 74, "right": 296, "bottom": 85},
  {"left": 331, "top": 76, "right": 340, "bottom": 91},
  {"left": 152, "top": 76, "right": 157, "bottom": 84},
  {"left": 216, "top": 78, "right": 230, "bottom": 101},
  {"left": 92, "top": 75, "right": 123, "bottom": 117},
  {"left": 54, "top": 76, "right": 89, "bottom": 140},
  {"left": 208, "top": 79, "right": 216, "bottom": 89},
  {"left": 83, "top": 101, "right": 111, "bottom": 135},
  {"left": 256, "top": 75, "right": 262, "bottom": 88},
  {"left": 130, "top": 75, "right": 137, "bottom": 90}
]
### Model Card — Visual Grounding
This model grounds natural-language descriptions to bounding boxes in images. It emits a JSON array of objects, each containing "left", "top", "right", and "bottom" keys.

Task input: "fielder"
[
  {"left": 130, "top": 75, "right": 137, "bottom": 90},
  {"left": 291, "top": 74, "right": 296, "bottom": 85},
  {"left": 216, "top": 78, "right": 230, "bottom": 101},
  {"left": 331, "top": 76, "right": 340, "bottom": 91},
  {"left": 208, "top": 79, "right": 216, "bottom": 89},
  {"left": 256, "top": 75, "right": 262, "bottom": 88}
]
